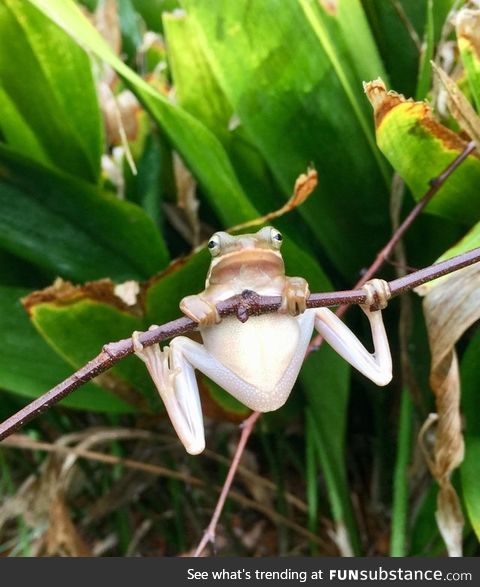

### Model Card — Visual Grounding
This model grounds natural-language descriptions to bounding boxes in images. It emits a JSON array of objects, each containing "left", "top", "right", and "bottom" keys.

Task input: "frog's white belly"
[{"left": 200, "top": 312, "right": 314, "bottom": 411}]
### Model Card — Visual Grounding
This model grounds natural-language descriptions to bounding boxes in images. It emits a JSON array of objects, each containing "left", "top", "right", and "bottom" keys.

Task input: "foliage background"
[{"left": 0, "top": 0, "right": 479, "bottom": 556}]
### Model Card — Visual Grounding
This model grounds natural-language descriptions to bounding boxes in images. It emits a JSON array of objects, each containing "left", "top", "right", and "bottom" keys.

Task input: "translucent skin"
[{"left": 134, "top": 227, "right": 392, "bottom": 454}]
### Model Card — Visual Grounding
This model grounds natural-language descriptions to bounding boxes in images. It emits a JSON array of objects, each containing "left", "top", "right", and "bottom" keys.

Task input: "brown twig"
[
  {"left": 0, "top": 247, "right": 479, "bottom": 444},
  {"left": 194, "top": 411, "right": 261, "bottom": 556},
  {"left": 307, "top": 139, "right": 477, "bottom": 351}
]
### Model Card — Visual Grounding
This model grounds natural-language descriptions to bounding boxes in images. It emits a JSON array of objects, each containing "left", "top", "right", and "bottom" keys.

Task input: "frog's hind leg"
[
  {"left": 175, "top": 310, "right": 315, "bottom": 413},
  {"left": 170, "top": 336, "right": 260, "bottom": 412},
  {"left": 133, "top": 333, "right": 206, "bottom": 455}
]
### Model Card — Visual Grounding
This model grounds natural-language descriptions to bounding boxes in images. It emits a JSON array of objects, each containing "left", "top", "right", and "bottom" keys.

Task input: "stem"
[
  {"left": 193, "top": 411, "right": 261, "bottom": 556},
  {"left": 308, "top": 140, "right": 477, "bottom": 351},
  {"left": 390, "top": 387, "right": 413, "bottom": 556},
  {"left": 0, "top": 246, "right": 479, "bottom": 443}
]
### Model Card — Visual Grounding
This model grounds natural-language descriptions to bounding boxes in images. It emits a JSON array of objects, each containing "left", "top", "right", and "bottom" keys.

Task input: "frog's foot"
[
  {"left": 281, "top": 276, "right": 310, "bottom": 316},
  {"left": 361, "top": 279, "right": 391, "bottom": 311},
  {"left": 180, "top": 294, "right": 220, "bottom": 327},
  {"left": 133, "top": 330, "right": 179, "bottom": 390}
]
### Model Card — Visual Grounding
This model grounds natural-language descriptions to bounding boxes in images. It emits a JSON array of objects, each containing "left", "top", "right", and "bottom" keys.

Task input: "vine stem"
[
  {"left": 193, "top": 411, "right": 261, "bottom": 556},
  {"left": 0, "top": 246, "right": 478, "bottom": 444},
  {"left": 308, "top": 139, "right": 476, "bottom": 351}
]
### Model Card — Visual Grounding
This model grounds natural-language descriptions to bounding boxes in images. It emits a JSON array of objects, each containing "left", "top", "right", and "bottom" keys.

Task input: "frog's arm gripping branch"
[{"left": 0, "top": 247, "right": 479, "bottom": 443}]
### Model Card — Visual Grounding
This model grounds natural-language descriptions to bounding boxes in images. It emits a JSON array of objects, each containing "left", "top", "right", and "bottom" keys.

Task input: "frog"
[{"left": 133, "top": 226, "right": 392, "bottom": 455}]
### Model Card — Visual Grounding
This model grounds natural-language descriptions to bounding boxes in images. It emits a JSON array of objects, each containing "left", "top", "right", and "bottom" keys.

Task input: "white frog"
[{"left": 133, "top": 226, "right": 392, "bottom": 454}]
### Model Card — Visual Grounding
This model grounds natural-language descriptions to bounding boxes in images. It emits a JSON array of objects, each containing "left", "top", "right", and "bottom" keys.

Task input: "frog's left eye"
[
  {"left": 207, "top": 235, "right": 221, "bottom": 256},
  {"left": 270, "top": 228, "right": 283, "bottom": 249}
]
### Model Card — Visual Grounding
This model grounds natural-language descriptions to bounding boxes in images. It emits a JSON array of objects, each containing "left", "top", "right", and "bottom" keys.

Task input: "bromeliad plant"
[{"left": 0, "top": 0, "right": 480, "bottom": 557}]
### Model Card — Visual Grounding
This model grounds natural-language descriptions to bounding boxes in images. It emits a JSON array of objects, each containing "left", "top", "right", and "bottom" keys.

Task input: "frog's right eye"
[{"left": 207, "top": 235, "right": 221, "bottom": 256}]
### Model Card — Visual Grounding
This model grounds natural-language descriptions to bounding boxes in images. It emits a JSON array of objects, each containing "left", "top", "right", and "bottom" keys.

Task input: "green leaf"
[
  {"left": 132, "top": 0, "right": 179, "bottom": 33},
  {"left": 460, "top": 328, "right": 480, "bottom": 541},
  {"left": 457, "top": 10, "right": 480, "bottom": 112},
  {"left": 28, "top": 285, "right": 156, "bottom": 411},
  {"left": 0, "top": 286, "right": 131, "bottom": 412},
  {"left": 0, "top": 145, "right": 169, "bottom": 281},
  {"left": 0, "top": 0, "right": 103, "bottom": 182},
  {"left": 416, "top": 220, "right": 480, "bottom": 295},
  {"left": 415, "top": 0, "right": 434, "bottom": 100},
  {"left": 180, "top": 0, "right": 391, "bottom": 276},
  {"left": 301, "top": 346, "right": 360, "bottom": 554},
  {"left": 437, "top": 221, "right": 480, "bottom": 261},
  {"left": 163, "top": 12, "right": 232, "bottom": 140},
  {"left": 365, "top": 81, "right": 480, "bottom": 225},
  {"left": 390, "top": 387, "right": 414, "bottom": 556},
  {"left": 205, "top": 379, "right": 250, "bottom": 417},
  {"left": 146, "top": 250, "right": 209, "bottom": 325},
  {"left": 163, "top": 10, "right": 283, "bottom": 216},
  {"left": 28, "top": 0, "right": 258, "bottom": 227},
  {"left": 364, "top": 0, "right": 425, "bottom": 96},
  {"left": 304, "top": 0, "right": 387, "bottom": 85}
]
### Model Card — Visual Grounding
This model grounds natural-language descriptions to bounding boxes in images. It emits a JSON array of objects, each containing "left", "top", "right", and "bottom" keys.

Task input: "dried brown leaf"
[
  {"left": 94, "top": 0, "right": 121, "bottom": 57},
  {"left": 172, "top": 153, "right": 201, "bottom": 247},
  {"left": 22, "top": 277, "right": 143, "bottom": 316},
  {"left": 98, "top": 84, "right": 139, "bottom": 175},
  {"left": 456, "top": 9, "right": 480, "bottom": 60},
  {"left": 292, "top": 168, "right": 318, "bottom": 206},
  {"left": 45, "top": 491, "right": 92, "bottom": 556},
  {"left": 432, "top": 62, "right": 480, "bottom": 148},
  {"left": 417, "top": 262, "right": 480, "bottom": 555},
  {"left": 228, "top": 167, "right": 318, "bottom": 233}
]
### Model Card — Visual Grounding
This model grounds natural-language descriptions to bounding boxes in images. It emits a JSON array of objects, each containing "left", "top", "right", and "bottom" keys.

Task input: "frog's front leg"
[{"left": 313, "top": 279, "right": 392, "bottom": 386}]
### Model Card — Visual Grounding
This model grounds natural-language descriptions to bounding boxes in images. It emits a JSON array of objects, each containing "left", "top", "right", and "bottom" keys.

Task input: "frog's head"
[{"left": 205, "top": 226, "right": 285, "bottom": 286}]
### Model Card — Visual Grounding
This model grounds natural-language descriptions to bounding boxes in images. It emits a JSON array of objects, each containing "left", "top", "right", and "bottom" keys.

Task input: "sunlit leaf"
[
  {"left": 181, "top": 0, "right": 392, "bottom": 276},
  {"left": 0, "top": 0, "right": 103, "bottom": 182},
  {"left": 365, "top": 79, "right": 480, "bottom": 224},
  {"left": 25, "top": 279, "right": 156, "bottom": 411},
  {"left": 28, "top": 0, "right": 259, "bottom": 227}
]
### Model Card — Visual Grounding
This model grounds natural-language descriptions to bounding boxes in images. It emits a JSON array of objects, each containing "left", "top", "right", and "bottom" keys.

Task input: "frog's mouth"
[{"left": 208, "top": 249, "right": 284, "bottom": 284}]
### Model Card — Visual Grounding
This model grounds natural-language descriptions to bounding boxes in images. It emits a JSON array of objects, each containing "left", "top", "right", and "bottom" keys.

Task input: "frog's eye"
[
  {"left": 207, "top": 235, "right": 221, "bottom": 256},
  {"left": 270, "top": 228, "right": 283, "bottom": 249}
]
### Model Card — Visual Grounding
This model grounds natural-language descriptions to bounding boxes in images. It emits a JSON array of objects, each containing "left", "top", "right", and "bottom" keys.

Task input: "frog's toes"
[
  {"left": 281, "top": 277, "right": 310, "bottom": 316},
  {"left": 180, "top": 295, "right": 220, "bottom": 326},
  {"left": 132, "top": 330, "right": 143, "bottom": 353},
  {"left": 362, "top": 279, "right": 391, "bottom": 311}
]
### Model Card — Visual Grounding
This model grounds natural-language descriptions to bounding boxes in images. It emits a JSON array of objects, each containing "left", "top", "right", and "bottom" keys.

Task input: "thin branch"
[
  {"left": 389, "top": 0, "right": 422, "bottom": 52},
  {"left": 0, "top": 246, "right": 479, "bottom": 443},
  {"left": 194, "top": 411, "right": 261, "bottom": 556},
  {"left": 308, "top": 140, "right": 477, "bottom": 351}
]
